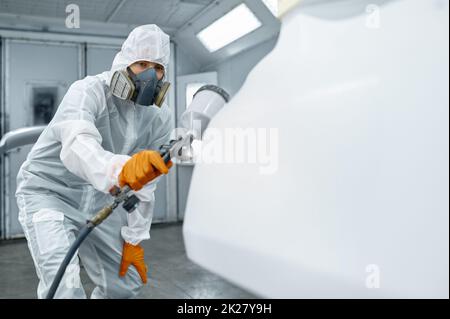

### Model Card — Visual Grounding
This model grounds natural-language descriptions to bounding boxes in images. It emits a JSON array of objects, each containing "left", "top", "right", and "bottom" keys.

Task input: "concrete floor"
[{"left": 0, "top": 223, "right": 256, "bottom": 299}]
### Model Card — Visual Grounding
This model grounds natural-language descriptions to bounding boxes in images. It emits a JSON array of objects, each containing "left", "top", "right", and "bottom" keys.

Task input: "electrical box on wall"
[{"left": 31, "top": 87, "right": 58, "bottom": 125}]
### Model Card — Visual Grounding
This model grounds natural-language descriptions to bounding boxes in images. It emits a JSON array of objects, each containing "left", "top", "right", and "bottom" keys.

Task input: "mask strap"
[
  {"left": 125, "top": 67, "right": 140, "bottom": 102},
  {"left": 126, "top": 66, "right": 138, "bottom": 81}
]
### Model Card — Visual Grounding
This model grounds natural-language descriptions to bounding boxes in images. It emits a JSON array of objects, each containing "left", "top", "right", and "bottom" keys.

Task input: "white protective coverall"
[{"left": 15, "top": 24, "right": 172, "bottom": 299}]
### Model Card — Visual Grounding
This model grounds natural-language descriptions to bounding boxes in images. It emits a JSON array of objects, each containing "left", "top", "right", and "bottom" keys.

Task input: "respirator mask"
[{"left": 110, "top": 66, "right": 171, "bottom": 107}]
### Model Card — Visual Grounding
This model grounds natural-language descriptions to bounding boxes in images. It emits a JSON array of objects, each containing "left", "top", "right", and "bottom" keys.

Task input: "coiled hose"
[{"left": 45, "top": 223, "right": 94, "bottom": 299}]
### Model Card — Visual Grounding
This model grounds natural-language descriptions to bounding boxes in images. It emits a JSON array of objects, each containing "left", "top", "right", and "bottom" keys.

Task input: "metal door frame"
[
  {"left": 175, "top": 71, "right": 218, "bottom": 220},
  {"left": 163, "top": 42, "right": 178, "bottom": 223},
  {"left": 0, "top": 37, "right": 6, "bottom": 238},
  {"left": 1, "top": 38, "right": 83, "bottom": 238}
]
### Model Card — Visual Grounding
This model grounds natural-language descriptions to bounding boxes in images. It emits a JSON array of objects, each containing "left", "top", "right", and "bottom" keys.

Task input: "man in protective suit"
[{"left": 16, "top": 24, "right": 173, "bottom": 299}]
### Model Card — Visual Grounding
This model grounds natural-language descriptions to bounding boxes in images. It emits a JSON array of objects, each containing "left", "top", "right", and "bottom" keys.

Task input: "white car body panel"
[{"left": 183, "top": 0, "right": 449, "bottom": 298}]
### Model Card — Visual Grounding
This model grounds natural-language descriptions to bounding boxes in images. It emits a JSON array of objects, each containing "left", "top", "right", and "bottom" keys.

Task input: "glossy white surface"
[{"left": 183, "top": 0, "right": 449, "bottom": 298}]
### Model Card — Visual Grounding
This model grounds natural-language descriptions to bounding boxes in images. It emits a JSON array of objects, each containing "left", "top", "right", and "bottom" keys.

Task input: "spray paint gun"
[
  {"left": 108, "top": 85, "right": 230, "bottom": 215},
  {"left": 162, "top": 85, "right": 230, "bottom": 162},
  {"left": 46, "top": 85, "right": 229, "bottom": 299}
]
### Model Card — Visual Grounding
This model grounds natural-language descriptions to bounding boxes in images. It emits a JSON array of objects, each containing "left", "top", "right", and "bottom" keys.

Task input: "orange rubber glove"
[
  {"left": 119, "top": 150, "right": 172, "bottom": 191},
  {"left": 119, "top": 242, "right": 148, "bottom": 284}
]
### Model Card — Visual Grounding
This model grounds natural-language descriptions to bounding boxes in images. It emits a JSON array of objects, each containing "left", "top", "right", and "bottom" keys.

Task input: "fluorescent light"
[
  {"left": 262, "top": 0, "right": 279, "bottom": 17},
  {"left": 197, "top": 4, "right": 262, "bottom": 53}
]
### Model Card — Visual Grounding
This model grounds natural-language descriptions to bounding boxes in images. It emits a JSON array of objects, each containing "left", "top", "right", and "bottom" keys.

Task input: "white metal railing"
[{"left": 0, "top": 126, "right": 46, "bottom": 155}]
